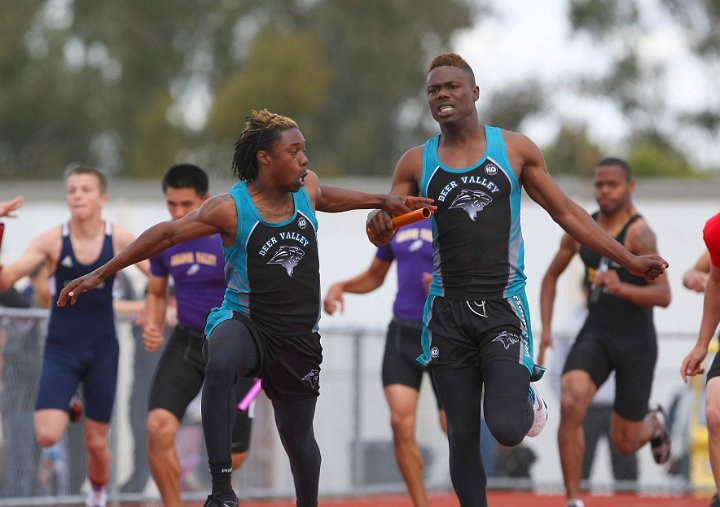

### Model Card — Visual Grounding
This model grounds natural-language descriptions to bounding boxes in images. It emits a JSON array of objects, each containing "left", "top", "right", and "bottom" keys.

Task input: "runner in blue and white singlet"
[{"left": 38, "top": 220, "right": 118, "bottom": 422}]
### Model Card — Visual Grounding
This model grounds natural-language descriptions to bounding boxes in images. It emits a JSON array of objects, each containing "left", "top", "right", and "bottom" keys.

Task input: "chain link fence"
[{"left": 0, "top": 307, "right": 710, "bottom": 505}]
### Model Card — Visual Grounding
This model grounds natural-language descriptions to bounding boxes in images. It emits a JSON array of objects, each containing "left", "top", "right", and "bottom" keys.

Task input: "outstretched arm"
[
  {"left": 58, "top": 196, "right": 232, "bottom": 306},
  {"left": 0, "top": 227, "right": 58, "bottom": 291},
  {"left": 304, "top": 171, "right": 432, "bottom": 214},
  {"left": 323, "top": 257, "right": 392, "bottom": 315},
  {"left": 514, "top": 133, "right": 667, "bottom": 279}
]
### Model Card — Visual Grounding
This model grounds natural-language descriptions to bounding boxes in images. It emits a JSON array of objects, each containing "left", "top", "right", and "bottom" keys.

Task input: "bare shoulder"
[
  {"left": 32, "top": 224, "right": 63, "bottom": 252},
  {"left": 627, "top": 216, "right": 658, "bottom": 255},
  {"left": 200, "top": 193, "right": 235, "bottom": 217},
  {"left": 22, "top": 225, "right": 63, "bottom": 272},
  {"left": 111, "top": 223, "right": 137, "bottom": 248},
  {"left": 396, "top": 145, "right": 423, "bottom": 171},
  {"left": 502, "top": 129, "right": 542, "bottom": 159},
  {"left": 391, "top": 145, "right": 423, "bottom": 194},
  {"left": 196, "top": 193, "right": 237, "bottom": 231}
]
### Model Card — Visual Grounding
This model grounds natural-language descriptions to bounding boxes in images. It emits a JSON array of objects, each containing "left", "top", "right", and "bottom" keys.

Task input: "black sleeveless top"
[{"left": 579, "top": 213, "right": 654, "bottom": 335}]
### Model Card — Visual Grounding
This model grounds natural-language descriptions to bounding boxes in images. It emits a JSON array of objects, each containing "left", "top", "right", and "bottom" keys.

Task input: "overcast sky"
[{"left": 453, "top": 0, "right": 719, "bottom": 169}]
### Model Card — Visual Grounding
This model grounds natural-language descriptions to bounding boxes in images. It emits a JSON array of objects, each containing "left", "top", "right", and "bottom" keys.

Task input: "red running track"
[{"left": 161, "top": 491, "right": 713, "bottom": 507}]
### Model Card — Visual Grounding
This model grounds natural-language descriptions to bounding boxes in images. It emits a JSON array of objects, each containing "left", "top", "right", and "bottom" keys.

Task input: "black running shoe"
[
  {"left": 203, "top": 492, "right": 238, "bottom": 507},
  {"left": 709, "top": 493, "right": 720, "bottom": 507},
  {"left": 69, "top": 395, "right": 83, "bottom": 423},
  {"left": 650, "top": 405, "right": 671, "bottom": 464}
]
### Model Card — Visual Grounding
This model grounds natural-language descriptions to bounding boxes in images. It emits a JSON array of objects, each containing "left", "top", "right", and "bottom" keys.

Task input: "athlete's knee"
[
  {"left": 483, "top": 396, "right": 529, "bottom": 446},
  {"left": 84, "top": 430, "right": 109, "bottom": 457},
  {"left": 389, "top": 411, "right": 415, "bottom": 442},
  {"left": 35, "top": 428, "right": 61, "bottom": 448},
  {"left": 706, "top": 402, "right": 720, "bottom": 432},
  {"left": 203, "top": 356, "right": 237, "bottom": 390},
  {"left": 560, "top": 389, "right": 588, "bottom": 424},
  {"left": 147, "top": 410, "right": 178, "bottom": 447},
  {"left": 485, "top": 414, "right": 526, "bottom": 446}
]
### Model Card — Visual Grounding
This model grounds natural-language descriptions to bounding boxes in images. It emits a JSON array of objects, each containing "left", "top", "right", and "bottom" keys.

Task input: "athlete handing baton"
[
  {"left": 237, "top": 208, "right": 436, "bottom": 413},
  {"left": 367, "top": 207, "right": 434, "bottom": 237}
]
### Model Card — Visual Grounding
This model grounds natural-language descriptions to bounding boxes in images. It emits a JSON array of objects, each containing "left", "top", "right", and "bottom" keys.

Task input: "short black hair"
[
  {"left": 596, "top": 157, "right": 633, "bottom": 181},
  {"left": 161, "top": 164, "right": 209, "bottom": 196}
]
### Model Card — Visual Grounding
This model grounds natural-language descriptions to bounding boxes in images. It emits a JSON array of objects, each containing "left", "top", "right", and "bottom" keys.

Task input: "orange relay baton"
[{"left": 367, "top": 207, "right": 434, "bottom": 236}]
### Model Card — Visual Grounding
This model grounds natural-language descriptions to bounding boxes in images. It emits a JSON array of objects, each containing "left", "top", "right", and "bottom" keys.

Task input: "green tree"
[
  {"left": 0, "top": 0, "right": 482, "bottom": 179},
  {"left": 542, "top": 122, "right": 604, "bottom": 176},
  {"left": 567, "top": 0, "right": 719, "bottom": 173},
  {"left": 626, "top": 136, "right": 695, "bottom": 177}
]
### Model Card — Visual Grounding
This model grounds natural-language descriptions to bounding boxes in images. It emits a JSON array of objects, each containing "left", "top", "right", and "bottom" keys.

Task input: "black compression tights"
[
  {"left": 202, "top": 318, "right": 259, "bottom": 464},
  {"left": 202, "top": 319, "right": 320, "bottom": 507},
  {"left": 432, "top": 361, "right": 532, "bottom": 507},
  {"left": 273, "top": 397, "right": 321, "bottom": 507}
]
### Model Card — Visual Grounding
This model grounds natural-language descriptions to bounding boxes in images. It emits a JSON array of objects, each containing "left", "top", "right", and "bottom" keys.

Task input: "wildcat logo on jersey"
[
  {"left": 485, "top": 163, "right": 498, "bottom": 176},
  {"left": 449, "top": 189, "right": 493, "bottom": 221},
  {"left": 493, "top": 330, "right": 520, "bottom": 350},
  {"left": 267, "top": 245, "right": 305, "bottom": 276},
  {"left": 301, "top": 368, "right": 320, "bottom": 388}
]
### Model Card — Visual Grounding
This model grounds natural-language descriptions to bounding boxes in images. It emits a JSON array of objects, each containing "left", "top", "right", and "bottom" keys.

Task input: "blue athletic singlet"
[
  {"left": 205, "top": 182, "right": 320, "bottom": 338},
  {"left": 420, "top": 125, "right": 526, "bottom": 300},
  {"left": 36, "top": 221, "right": 119, "bottom": 422},
  {"left": 49, "top": 221, "right": 116, "bottom": 341}
]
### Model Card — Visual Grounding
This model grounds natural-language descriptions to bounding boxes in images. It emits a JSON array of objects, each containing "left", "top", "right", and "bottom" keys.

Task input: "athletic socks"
[
  {"left": 209, "top": 460, "right": 234, "bottom": 495},
  {"left": 85, "top": 482, "right": 107, "bottom": 507}
]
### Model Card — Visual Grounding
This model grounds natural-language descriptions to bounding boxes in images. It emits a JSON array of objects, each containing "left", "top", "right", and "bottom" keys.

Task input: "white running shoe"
[
  {"left": 566, "top": 499, "right": 585, "bottom": 507},
  {"left": 86, "top": 486, "right": 107, "bottom": 507},
  {"left": 527, "top": 383, "right": 548, "bottom": 437}
]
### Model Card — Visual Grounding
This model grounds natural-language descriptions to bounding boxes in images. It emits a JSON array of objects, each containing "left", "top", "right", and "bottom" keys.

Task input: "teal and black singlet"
[
  {"left": 205, "top": 181, "right": 320, "bottom": 338},
  {"left": 420, "top": 125, "right": 526, "bottom": 301}
]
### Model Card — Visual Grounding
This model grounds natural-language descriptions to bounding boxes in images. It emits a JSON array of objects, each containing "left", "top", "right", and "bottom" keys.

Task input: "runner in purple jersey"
[
  {"left": 324, "top": 218, "right": 447, "bottom": 507},
  {"left": 143, "top": 165, "right": 254, "bottom": 507},
  {"left": 150, "top": 233, "right": 225, "bottom": 331}
]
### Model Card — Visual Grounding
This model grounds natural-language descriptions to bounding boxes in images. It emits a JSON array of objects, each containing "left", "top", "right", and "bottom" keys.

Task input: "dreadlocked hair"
[
  {"left": 232, "top": 109, "right": 298, "bottom": 182},
  {"left": 428, "top": 53, "right": 475, "bottom": 81}
]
